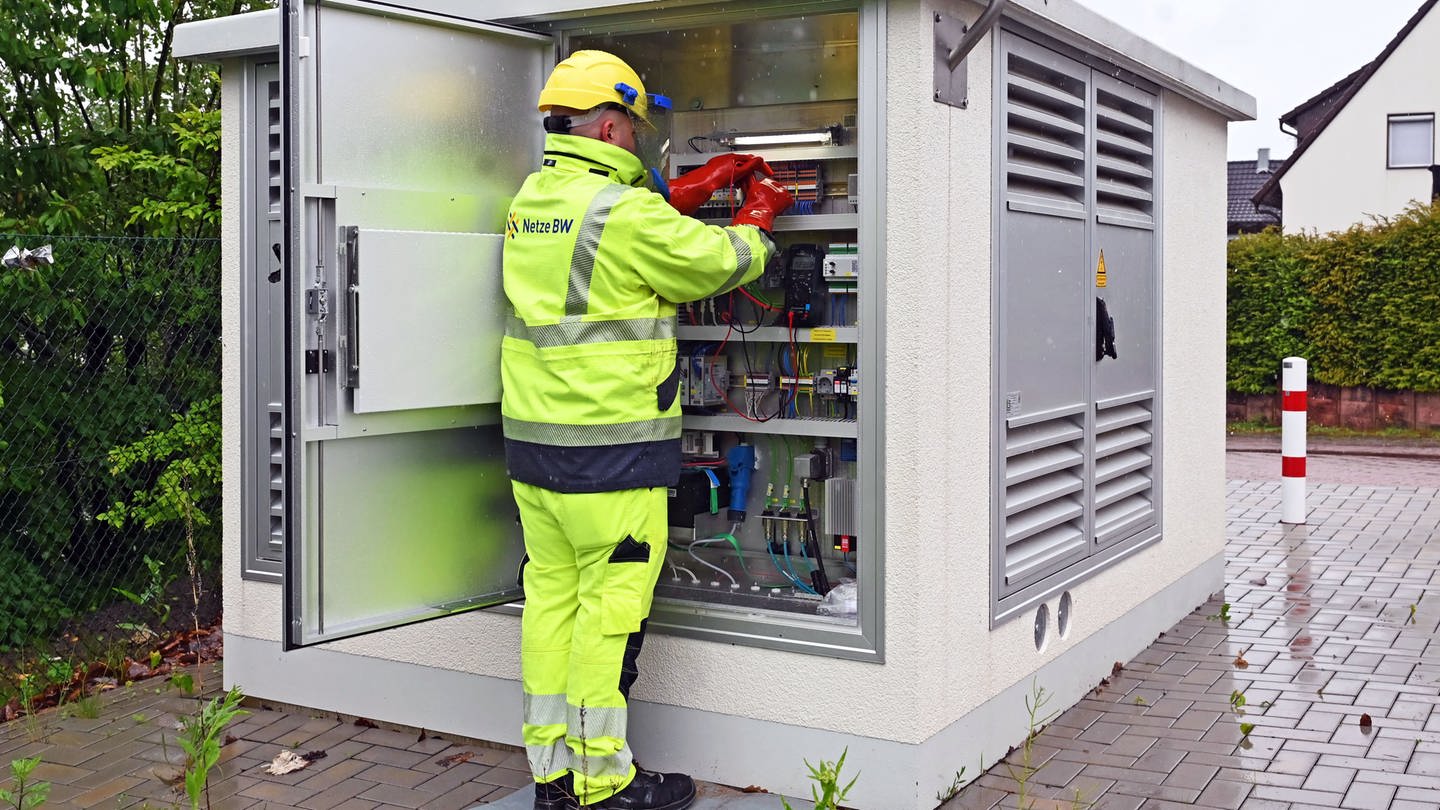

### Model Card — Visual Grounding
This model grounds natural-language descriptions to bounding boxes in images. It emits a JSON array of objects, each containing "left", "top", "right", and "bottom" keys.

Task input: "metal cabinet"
[
  {"left": 993, "top": 29, "right": 1161, "bottom": 623},
  {"left": 245, "top": 0, "right": 883, "bottom": 657}
]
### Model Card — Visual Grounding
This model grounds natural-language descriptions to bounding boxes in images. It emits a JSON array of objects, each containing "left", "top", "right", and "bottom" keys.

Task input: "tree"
[
  {"left": 0, "top": 1, "right": 259, "bottom": 652},
  {"left": 0, "top": 0, "right": 266, "bottom": 236}
]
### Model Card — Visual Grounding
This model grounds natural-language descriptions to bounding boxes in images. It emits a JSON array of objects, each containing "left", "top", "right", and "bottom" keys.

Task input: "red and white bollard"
[{"left": 1280, "top": 357, "right": 1307, "bottom": 524}]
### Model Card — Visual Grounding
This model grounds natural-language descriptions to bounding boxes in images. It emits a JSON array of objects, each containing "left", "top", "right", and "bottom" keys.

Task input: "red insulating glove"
[
  {"left": 667, "top": 154, "right": 773, "bottom": 216},
  {"left": 730, "top": 174, "right": 794, "bottom": 233}
]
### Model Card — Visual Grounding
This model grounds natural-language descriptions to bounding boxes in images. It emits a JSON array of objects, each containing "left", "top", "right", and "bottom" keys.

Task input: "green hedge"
[{"left": 1228, "top": 201, "right": 1440, "bottom": 394}]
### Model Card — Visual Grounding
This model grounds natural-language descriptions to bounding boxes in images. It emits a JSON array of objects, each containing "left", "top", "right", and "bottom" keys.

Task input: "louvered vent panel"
[
  {"left": 1004, "top": 52, "right": 1087, "bottom": 212},
  {"left": 1094, "top": 87, "right": 1154, "bottom": 222},
  {"left": 267, "top": 78, "right": 283, "bottom": 214},
  {"left": 267, "top": 405, "right": 285, "bottom": 558},
  {"left": 1093, "top": 399, "right": 1155, "bottom": 546},
  {"left": 1003, "top": 414, "right": 1087, "bottom": 589}
]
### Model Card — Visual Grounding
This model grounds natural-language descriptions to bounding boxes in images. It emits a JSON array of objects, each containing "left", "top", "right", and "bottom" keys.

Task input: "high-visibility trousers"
[{"left": 514, "top": 481, "right": 669, "bottom": 805}]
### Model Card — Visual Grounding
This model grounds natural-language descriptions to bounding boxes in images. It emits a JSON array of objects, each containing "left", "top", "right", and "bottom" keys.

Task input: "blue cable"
[
  {"left": 782, "top": 541, "right": 819, "bottom": 595},
  {"left": 769, "top": 543, "right": 818, "bottom": 595}
]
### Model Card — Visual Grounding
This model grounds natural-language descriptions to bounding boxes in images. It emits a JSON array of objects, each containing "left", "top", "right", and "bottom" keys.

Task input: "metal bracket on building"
[
  {"left": 934, "top": 0, "right": 1010, "bottom": 109},
  {"left": 304, "top": 350, "right": 333, "bottom": 374},
  {"left": 340, "top": 225, "right": 361, "bottom": 389}
]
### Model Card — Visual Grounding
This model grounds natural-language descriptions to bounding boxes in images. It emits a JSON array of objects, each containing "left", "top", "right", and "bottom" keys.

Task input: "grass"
[
  {"left": 62, "top": 693, "right": 102, "bottom": 720},
  {"left": 1227, "top": 420, "right": 1440, "bottom": 441}
]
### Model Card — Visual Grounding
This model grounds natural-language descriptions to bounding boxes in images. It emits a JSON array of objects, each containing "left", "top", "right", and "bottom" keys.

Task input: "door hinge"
[
  {"left": 341, "top": 225, "right": 360, "bottom": 389},
  {"left": 305, "top": 349, "right": 334, "bottom": 375}
]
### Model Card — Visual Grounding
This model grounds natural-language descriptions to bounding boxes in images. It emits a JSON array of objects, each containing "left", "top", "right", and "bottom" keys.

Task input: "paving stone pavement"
[
  {"left": 943, "top": 474, "right": 1440, "bottom": 810},
  {"left": 5, "top": 451, "right": 1438, "bottom": 809},
  {"left": 0, "top": 663, "right": 530, "bottom": 809}
]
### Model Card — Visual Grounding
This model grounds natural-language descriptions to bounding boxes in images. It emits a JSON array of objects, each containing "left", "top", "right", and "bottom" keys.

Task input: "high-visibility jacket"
[{"left": 501, "top": 133, "right": 773, "bottom": 493}]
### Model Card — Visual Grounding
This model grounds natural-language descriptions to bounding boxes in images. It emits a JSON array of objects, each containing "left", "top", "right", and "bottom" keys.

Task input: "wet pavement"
[
  {"left": 4, "top": 442, "right": 1438, "bottom": 808},
  {"left": 944, "top": 447, "right": 1440, "bottom": 809},
  {"left": 1226, "top": 432, "right": 1440, "bottom": 487}
]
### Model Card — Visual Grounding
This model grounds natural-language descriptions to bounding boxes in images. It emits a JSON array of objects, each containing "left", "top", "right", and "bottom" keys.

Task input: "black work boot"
[
  {"left": 534, "top": 773, "right": 578, "bottom": 810},
  {"left": 592, "top": 767, "right": 696, "bottom": 810}
]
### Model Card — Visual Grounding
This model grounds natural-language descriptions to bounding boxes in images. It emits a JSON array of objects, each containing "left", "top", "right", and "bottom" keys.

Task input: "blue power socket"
[{"left": 726, "top": 444, "right": 755, "bottom": 520}]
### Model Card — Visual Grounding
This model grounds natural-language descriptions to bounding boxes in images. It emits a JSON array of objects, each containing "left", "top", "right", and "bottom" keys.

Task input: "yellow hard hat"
[{"left": 537, "top": 50, "right": 671, "bottom": 125}]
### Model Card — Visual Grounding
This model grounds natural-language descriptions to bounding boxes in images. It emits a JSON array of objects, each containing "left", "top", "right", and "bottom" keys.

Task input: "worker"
[{"left": 501, "top": 50, "right": 794, "bottom": 810}]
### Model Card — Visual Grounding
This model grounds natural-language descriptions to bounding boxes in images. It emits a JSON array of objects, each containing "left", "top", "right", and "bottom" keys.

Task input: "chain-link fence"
[{"left": 0, "top": 234, "right": 220, "bottom": 705}]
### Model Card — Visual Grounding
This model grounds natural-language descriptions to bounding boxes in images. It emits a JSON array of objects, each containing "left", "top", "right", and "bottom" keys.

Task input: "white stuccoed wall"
[
  {"left": 1282, "top": 6, "right": 1439, "bottom": 234},
  {"left": 217, "top": 1, "right": 1239, "bottom": 805},
  {"left": 887, "top": 0, "right": 1229, "bottom": 744}
]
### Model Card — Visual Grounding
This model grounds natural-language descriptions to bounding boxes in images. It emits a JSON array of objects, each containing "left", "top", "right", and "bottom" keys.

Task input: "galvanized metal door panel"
[
  {"left": 994, "top": 31, "right": 1163, "bottom": 616},
  {"left": 303, "top": 427, "right": 519, "bottom": 639},
  {"left": 1002, "top": 213, "right": 1088, "bottom": 415},
  {"left": 281, "top": 0, "right": 547, "bottom": 648},
  {"left": 1090, "top": 73, "right": 1157, "bottom": 550},
  {"left": 316, "top": 5, "right": 542, "bottom": 221},
  {"left": 996, "top": 31, "right": 1092, "bottom": 597},
  {"left": 348, "top": 229, "right": 505, "bottom": 413}
]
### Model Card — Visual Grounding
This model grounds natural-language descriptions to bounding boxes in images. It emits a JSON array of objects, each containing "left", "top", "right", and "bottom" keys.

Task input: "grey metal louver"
[
  {"left": 267, "top": 77, "right": 283, "bottom": 214},
  {"left": 1093, "top": 398, "right": 1155, "bottom": 546},
  {"left": 267, "top": 406, "right": 285, "bottom": 558},
  {"left": 993, "top": 30, "right": 1163, "bottom": 623},
  {"left": 1003, "top": 414, "right": 1087, "bottom": 588},
  {"left": 1003, "top": 50, "right": 1087, "bottom": 214},
  {"left": 1093, "top": 83, "right": 1155, "bottom": 224},
  {"left": 245, "top": 61, "right": 285, "bottom": 580}
]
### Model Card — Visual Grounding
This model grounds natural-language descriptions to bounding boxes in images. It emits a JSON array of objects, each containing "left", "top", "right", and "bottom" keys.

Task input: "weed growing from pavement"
[
  {"left": 177, "top": 686, "right": 248, "bottom": 810},
  {"left": 934, "top": 765, "right": 969, "bottom": 804},
  {"left": 64, "top": 692, "right": 102, "bottom": 720},
  {"left": 780, "top": 748, "right": 857, "bottom": 810},
  {"left": 1207, "top": 602, "right": 1233, "bottom": 624},
  {"left": 0, "top": 757, "right": 50, "bottom": 808},
  {"left": 1003, "top": 680, "right": 1058, "bottom": 808},
  {"left": 170, "top": 673, "right": 195, "bottom": 696}
]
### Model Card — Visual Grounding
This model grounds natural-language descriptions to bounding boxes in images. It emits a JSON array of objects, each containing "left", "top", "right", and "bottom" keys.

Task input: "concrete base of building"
[{"left": 225, "top": 552, "right": 1223, "bottom": 810}]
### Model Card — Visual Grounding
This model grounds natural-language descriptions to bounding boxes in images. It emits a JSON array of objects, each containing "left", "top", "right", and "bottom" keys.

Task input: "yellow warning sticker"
[
  {"left": 1096, "top": 249, "right": 1108, "bottom": 288},
  {"left": 809, "top": 327, "right": 837, "bottom": 343},
  {"left": 822, "top": 345, "right": 848, "bottom": 359}
]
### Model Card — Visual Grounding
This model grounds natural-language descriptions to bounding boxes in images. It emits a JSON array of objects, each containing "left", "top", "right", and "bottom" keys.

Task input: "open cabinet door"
[{"left": 280, "top": 0, "right": 550, "bottom": 649}]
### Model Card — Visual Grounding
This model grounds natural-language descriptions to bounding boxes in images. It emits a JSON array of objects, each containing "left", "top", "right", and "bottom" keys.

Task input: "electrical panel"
[{"left": 572, "top": 10, "right": 865, "bottom": 626}]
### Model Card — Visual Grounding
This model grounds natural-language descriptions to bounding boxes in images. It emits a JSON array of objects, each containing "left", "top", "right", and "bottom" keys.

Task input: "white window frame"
[{"left": 1387, "top": 113, "right": 1434, "bottom": 169}]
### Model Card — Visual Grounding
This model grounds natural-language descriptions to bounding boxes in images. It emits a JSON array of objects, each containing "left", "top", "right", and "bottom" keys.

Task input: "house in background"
[
  {"left": 1228, "top": 147, "right": 1282, "bottom": 237},
  {"left": 1254, "top": 0, "right": 1439, "bottom": 233}
]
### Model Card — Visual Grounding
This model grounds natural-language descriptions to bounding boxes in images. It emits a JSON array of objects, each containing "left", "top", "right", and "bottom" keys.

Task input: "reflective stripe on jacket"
[{"left": 501, "top": 133, "right": 773, "bottom": 493}]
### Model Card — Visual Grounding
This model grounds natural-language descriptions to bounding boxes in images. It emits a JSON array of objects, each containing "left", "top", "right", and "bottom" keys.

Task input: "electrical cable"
[
  {"left": 779, "top": 540, "right": 819, "bottom": 595},
  {"left": 801, "top": 479, "right": 832, "bottom": 594},
  {"left": 687, "top": 538, "right": 739, "bottom": 588},
  {"left": 767, "top": 542, "right": 818, "bottom": 595},
  {"left": 787, "top": 313, "right": 801, "bottom": 418},
  {"left": 707, "top": 322, "right": 786, "bottom": 422},
  {"left": 713, "top": 528, "right": 792, "bottom": 588},
  {"left": 669, "top": 561, "right": 700, "bottom": 584},
  {"left": 736, "top": 285, "right": 777, "bottom": 313}
]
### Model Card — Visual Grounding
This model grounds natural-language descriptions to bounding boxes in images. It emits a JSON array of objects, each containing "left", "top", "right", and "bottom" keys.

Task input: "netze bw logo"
[{"left": 507, "top": 212, "right": 574, "bottom": 239}]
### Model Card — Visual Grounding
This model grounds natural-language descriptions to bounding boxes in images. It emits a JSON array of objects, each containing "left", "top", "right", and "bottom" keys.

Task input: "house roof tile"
[{"left": 1229, "top": 161, "right": 1281, "bottom": 230}]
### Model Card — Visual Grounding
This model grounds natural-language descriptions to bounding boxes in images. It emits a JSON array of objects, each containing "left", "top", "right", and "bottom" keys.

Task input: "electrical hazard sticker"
[
  {"left": 809, "top": 327, "right": 837, "bottom": 342},
  {"left": 1096, "top": 249, "right": 1107, "bottom": 288}
]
